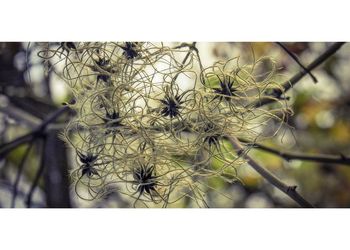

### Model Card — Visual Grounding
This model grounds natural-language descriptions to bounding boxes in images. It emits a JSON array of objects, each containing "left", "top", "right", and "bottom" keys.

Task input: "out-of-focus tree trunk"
[{"left": 43, "top": 130, "right": 71, "bottom": 208}]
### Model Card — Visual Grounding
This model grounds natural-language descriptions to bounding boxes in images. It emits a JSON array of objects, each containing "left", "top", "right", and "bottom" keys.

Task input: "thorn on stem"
[
  {"left": 287, "top": 185, "right": 297, "bottom": 193},
  {"left": 340, "top": 153, "right": 347, "bottom": 160}
]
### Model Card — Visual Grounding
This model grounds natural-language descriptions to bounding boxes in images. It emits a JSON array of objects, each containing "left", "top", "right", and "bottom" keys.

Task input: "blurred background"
[{"left": 0, "top": 42, "right": 349, "bottom": 208}]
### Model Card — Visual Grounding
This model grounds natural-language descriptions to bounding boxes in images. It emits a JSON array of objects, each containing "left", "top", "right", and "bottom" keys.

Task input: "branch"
[
  {"left": 0, "top": 106, "right": 70, "bottom": 158},
  {"left": 276, "top": 42, "right": 318, "bottom": 83},
  {"left": 0, "top": 180, "right": 43, "bottom": 207},
  {"left": 0, "top": 103, "right": 40, "bottom": 129},
  {"left": 254, "top": 42, "right": 345, "bottom": 108},
  {"left": 226, "top": 136, "right": 314, "bottom": 208},
  {"left": 0, "top": 133, "right": 34, "bottom": 159},
  {"left": 239, "top": 138, "right": 350, "bottom": 166},
  {"left": 25, "top": 137, "right": 46, "bottom": 208},
  {"left": 173, "top": 42, "right": 204, "bottom": 72},
  {"left": 11, "top": 140, "right": 34, "bottom": 208},
  {"left": 171, "top": 42, "right": 197, "bottom": 84}
]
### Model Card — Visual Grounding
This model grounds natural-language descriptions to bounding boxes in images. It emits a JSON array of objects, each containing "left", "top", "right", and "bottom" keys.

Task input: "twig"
[
  {"left": 173, "top": 42, "right": 204, "bottom": 72},
  {"left": 0, "top": 133, "right": 34, "bottom": 159},
  {"left": 0, "top": 181, "right": 43, "bottom": 207},
  {"left": 181, "top": 42, "right": 196, "bottom": 64},
  {"left": 276, "top": 42, "right": 318, "bottom": 83},
  {"left": 226, "top": 136, "right": 314, "bottom": 208},
  {"left": 239, "top": 138, "right": 350, "bottom": 166},
  {"left": 172, "top": 42, "right": 197, "bottom": 84},
  {"left": 0, "top": 106, "right": 70, "bottom": 158},
  {"left": 254, "top": 42, "right": 345, "bottom": 108},
  {"left": 0, "top": 104, "right": 41, "bottom": 129},
  {"left": 11, "top": 140, "right": 34, "bottom": 208},
  {"left": 192, "top": 43, "right": 205, "bottom": 73},
  {"left": 26, "top": 137, "right": 46, "bottom": 208}
]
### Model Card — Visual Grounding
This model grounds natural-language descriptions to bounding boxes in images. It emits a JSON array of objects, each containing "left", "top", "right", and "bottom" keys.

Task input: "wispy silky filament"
[{"left": 39, "top": 42, "right": 287, "bottom": 207}]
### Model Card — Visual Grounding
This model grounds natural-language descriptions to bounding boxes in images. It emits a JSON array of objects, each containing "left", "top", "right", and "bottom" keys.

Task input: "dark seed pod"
[
  {"left": 160, "top": 94, "right": 184, "bottom": 118},
  {"left": 212, "top": 75, "right": 237, "bottom": 102},
  {"left": 120, "top": 42, "right": 139, "bottom": 60},
  {"left": 59, "top": 42, "right": 77, "bottom": 55},
  {"left": 77, "top": 152, "right": 99, "bottom": 177},
  {"left": 133, "top": 164, "right": 158, "bottom": 197},
  {"left": 81, "top": 165, "right": 99, "bottom": 177},
  {"left": 203, "top": 123, "right": 221, "bottom": 150},
  {"left": 102, "top": 109, "right": 123, "bottom": 133}
]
